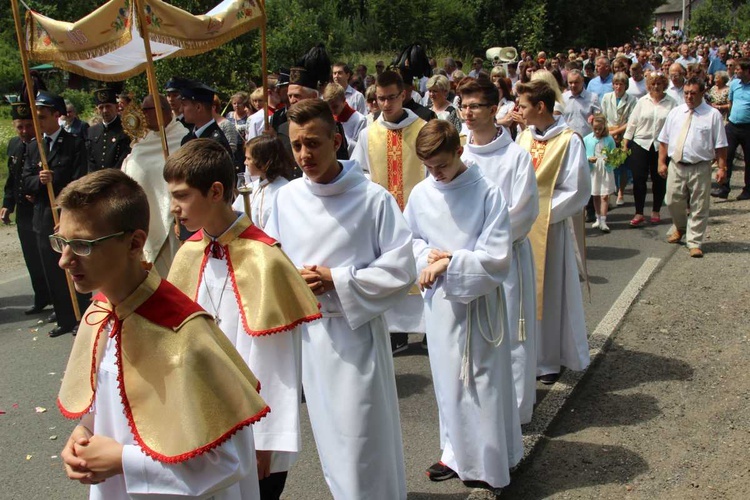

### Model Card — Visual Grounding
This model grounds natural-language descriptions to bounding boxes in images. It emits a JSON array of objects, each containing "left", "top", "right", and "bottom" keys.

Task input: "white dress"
[
  {"left": 264, "top": 160, "right": 415, "bottom": 500},
  {"left": 462, "top": 129, "right": 540, "bottom": 424},
  {"left": 404, "top": 165, "right": 523, "bottom": 488},
  {"left": 196, "top": 215, "right": 301, "bottom": 475},
  {"left": 524, "top": 119, "right": 591, "bottom": 376},
  {"left": 589, "top": 138, "right": 617, "bottom": 196},
  {"left": 90, "top": 323, "right": 259, "bottom": 500}
]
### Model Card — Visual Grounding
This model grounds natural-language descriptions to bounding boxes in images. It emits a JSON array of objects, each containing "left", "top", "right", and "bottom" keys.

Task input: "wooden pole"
[
  {"left": 134, "top": 0, "right": 169, "bottom": 161},
  {"left": 261, "top": 8, "right": 269, "bottom": 132},
  {"left": 11, "top": 0, "right": 81, "bottom": 321}
]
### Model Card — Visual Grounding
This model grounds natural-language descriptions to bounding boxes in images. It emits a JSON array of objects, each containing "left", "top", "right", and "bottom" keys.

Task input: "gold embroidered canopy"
[{"left": 25, "top": 0, "right": 265, "bottom": 81}]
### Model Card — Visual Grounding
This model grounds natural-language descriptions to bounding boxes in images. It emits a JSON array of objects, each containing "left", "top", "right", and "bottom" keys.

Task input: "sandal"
[
  {"left": 650, "top": 214, "right": 661, "bottom": 224},
  {"left": 629, "top": 216, "right": 646, "bottom": 227}
]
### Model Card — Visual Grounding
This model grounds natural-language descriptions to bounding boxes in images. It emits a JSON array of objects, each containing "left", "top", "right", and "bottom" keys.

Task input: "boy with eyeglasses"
[
  {"left": 164, "top": 139, "right": 321, "bottom": 500},
  {"left": 55, "top": 168, "right": 270, "bottom": 499},
  {"left": 351, "top": 70, "right": 427, "bottom": 353}
]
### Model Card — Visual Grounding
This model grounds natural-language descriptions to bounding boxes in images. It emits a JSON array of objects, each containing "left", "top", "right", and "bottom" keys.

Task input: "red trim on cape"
[
  {"left": 136, "top": 280, "right": 206, "bottom": 329},
  {"left": 112, "top": 327, "right": 270, "bottom": 464},
  {"left": 224, "top": 249, "right": 323, "bottom": 337},
  {"left": 92, "top": 292, "right": 107, "bottom": 303},
  {"left": 57, "top": 397, "right": 92, "bottom": 420},
  {"left": 334, "top": 103, "right": 356, "bottom": 123},
  {"left": 237, "top": 224, "right": 277, "bottom": 246},
  {"left": 187, "top": 230, "right": 204, "bottom": 242}
]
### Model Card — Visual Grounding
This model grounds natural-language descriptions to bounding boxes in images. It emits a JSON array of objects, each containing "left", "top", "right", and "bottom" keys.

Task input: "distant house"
[{"left": 654, "top": 0, "right": 703, "bottom": 32}]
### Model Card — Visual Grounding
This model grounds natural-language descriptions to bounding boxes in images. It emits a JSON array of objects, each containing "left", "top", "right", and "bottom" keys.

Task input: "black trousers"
[
  {"left": 36, "top": 230, "right": 90, "bottom": 328},
  {"left": 259, "top": 471, "right": 288, "bottom": 500},
  {"left": 629, "top": 142, "right": 666, "bottom": 214},
  {"left": 725, "top": 121, "right": 750, "bottom": 192},
  {"left": 16, "top": 206, "right": 50, "bottom": 308}
]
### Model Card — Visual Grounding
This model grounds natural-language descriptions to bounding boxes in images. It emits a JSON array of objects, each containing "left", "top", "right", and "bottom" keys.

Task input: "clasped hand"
[
  {"left": 420, "top": 249, "right": 452, "bottom": 291},
  {"left": 62, "top": 425, "right": 123, "bottom": 484},
  {"left": 300, "top": 265, "right": 335, "bottom": 295}
]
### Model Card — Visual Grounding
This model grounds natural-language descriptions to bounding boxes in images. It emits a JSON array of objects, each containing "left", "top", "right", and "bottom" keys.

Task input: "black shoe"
[
  {"left": 46, "top": 312, "right": 57, "bottom": 324},
  {"left": 24, "top": 305, "right": 47, "bottom": 315},
  {"left": 421, "top": 335, "right": 428, "bottom": 350},
  {"left": 737, "top": 190, "right": 750, "bottom": 201},
  {"left": 391, "top": 332, "right": 409, "bottom": 354},
  {"left": 537, "top": 373, "right": 560, "bottom": 385},
  {"left": 585, "top": 211, "right": 596, "bottom": 223},
  {"left": 710, "top": 187, "right": 729, "bottom": 199},
  {"left": 48, "top": 324, "right": 76, "bottom": 338},
  {"left": 426, "top": 462, "right": 458, "bottom": 481}
]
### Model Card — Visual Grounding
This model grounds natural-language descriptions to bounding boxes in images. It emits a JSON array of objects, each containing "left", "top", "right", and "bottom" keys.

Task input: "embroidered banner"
[{"left": 25, "top": 0, "right": 265, "bottom": 81}]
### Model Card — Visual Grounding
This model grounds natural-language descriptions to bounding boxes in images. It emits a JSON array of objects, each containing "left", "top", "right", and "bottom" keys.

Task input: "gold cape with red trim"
[
  {"left": 167, "top": 214, "right": 321, "bottom": 336},
  {"left": 57, "top": 270, "right": 270, "bottom": 463}
]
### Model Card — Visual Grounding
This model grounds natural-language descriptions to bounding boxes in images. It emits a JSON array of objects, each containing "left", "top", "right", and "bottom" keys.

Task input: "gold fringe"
[
  {"left": 148, "top": 16, "right": 264, "bottom": 57},
  {"left": 27, "top": 32, "right": 132, "bottom": 63}
]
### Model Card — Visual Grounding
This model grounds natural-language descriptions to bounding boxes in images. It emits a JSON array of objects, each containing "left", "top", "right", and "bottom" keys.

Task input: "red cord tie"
[{"left": 205, "top": 240, "right": 227, "bottom": 260}]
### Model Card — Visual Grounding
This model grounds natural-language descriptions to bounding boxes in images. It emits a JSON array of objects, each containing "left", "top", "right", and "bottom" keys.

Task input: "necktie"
[
  {"left": 672, "top": 109, "right": 693, "bottom": 164},
  {"left": 44, "top": 136, "right": 53, "bottom": 154}
]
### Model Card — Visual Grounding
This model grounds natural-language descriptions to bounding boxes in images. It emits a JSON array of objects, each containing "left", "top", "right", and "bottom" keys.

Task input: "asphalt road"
[{"left": 0, "top": 192, "right": 679, "bottom": 500}]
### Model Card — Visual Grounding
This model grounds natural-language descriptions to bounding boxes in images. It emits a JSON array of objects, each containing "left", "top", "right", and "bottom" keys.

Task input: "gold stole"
[
  {"left": 518, "top": 128, "right": 575, "bottom": 319},
  {"left": 367, "top": 119, "right": 426, "bottom": 210}
]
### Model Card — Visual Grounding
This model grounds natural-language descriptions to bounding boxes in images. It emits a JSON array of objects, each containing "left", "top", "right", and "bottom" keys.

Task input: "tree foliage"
[{"left": 689, "top": 0, "right": 733, "bottom": 37}]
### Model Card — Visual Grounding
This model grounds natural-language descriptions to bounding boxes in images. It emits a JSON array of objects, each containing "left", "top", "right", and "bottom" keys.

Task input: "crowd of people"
[{"left": 1, "top": 33, "right": 748, "bottom": 500}]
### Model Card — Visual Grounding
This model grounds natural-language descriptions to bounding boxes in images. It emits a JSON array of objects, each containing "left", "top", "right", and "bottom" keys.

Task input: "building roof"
[{"left": 654, "top": 0, "right": 687, "bottom": 15}]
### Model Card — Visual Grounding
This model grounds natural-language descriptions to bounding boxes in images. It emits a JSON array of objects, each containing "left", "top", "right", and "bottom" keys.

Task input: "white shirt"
[
  {"left": 562, "top": 90, "right": 600, "bottom": 137},
  {"left": 339, "top": 110, "right": 368, "bottom": 154},
  {"left": 627, "top": 77, "right": 648, "bottom": 99},
  {"left": 624, "top": 93, "right": 678, "bottom": 151},
  {"left": 667, "top": 86, "right": 685, "bottom": 105},
  {"left": 345, "top": 85, "right": 367, "bottom": 115},
  {"left": 657, "top": 101, "right": 728, "bottom": 163},
  {"left": 194, "top": 118, "right": 216, "bottom": 138}
]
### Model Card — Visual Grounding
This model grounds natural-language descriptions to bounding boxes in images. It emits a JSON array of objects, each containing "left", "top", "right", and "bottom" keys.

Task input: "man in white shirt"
[
  {"left": 657, "top": 77, "right": 728, "bottom": 258},
  {"left": 675, "top": 44, "right": 698, "bottom": 69},
  {"left": 332, "top": 62, "right": 367, "bottom": 115},
  {"left": 563, "top": 69, "right": 600, "bottom": 137},
  {"left": 637, "top": 50, "right": 656, "bottom": 72},
  {"left": 627, "top": 63, "right": 648, "bottom": 98},
  {"left": 667, "top": 63, "right": 687, "bottom": 105}
]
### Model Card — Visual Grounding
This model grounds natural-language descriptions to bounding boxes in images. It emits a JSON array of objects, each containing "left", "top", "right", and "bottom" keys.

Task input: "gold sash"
[
  {"left": 367, "top": 119, "right": 426, "bottom": 210},
  {"left": 58, "top": 270, "right": 269, "bottom": 463},
  {"left": 518, "top": 128, "right": 575, "bottom": 319},
  {"left": 168, "top": 214, "right": 321, "bottom": 335}
]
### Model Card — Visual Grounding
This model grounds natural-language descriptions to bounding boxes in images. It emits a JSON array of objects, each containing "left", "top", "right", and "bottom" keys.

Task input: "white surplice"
[
  {"left": 121, "top": 119, "right": 186, "bottom": 277},
  {"left": 525, "top": 119, "right": 591, "bottom": 376},
  {"left": 90, "top": 323, "right": 259, "bottom": 500},
  {"left": 403, "top": 165, "right": 523, "bottom": 488},
  {"left": 340, "top": 110, "right": 367, "bottom": 155},
  {"left": 196, "top": 215, "right": 301, "bottom": 476},
  {"left": 231, "top": 177, "right": 289, "bottom": 230},
  {"left": 462, "top": 129, "right": 540, "bottom": 425},
  {"left": 351, "top": 110, "right": 426, "bottom": 334},
  {"left": 264, "top": 160, "right": 415, "bottom": 500}
]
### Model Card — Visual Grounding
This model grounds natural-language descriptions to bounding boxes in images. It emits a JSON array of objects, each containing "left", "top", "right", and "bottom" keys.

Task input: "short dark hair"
[
  {"left": 286, "top": 99, "right": 337, "bottom": 136},
  {"left": 245, "top": 136, "right": 294, "bottom": 182},
  {"left": 376, "top": 70, "right": 404, "bottom": 92},
  {"left": 684, "top": 76, "right": 706, "bottom": 92},
  {"left": 57, "top": 169, "right": 149, "bottom": 234},
  {"left": 416, "top": 119, "right": 461, "bottom": 161},
  {"left": 333, "top": 62, "right": 352, "bottom": 75},
  {"left": 516, "top": 80, "right": 556, "bottom": 115},
  {"left": 163, "top": 139, "right": 234, "bottom": 202},
  {"left": 457, "top": 77, "right": 500, "bottom": 106}
]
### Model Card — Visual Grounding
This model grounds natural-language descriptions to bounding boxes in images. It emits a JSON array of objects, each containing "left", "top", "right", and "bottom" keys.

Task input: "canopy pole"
[
  {"left": 261, "top": 9, "right": 269, "bottom": 132},
  {"left": 11, "top": 0, "right": 81, "bottom": 321},
  {"left": 134, "top": 0, "right": 169, "bottom": 161}
]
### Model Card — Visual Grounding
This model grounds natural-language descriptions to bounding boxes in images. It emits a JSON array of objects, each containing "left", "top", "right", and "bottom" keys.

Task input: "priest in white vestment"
[
  {"left": 516, "top": 80, "right": 591, "bottom": 384},
  {"left": 404, "top": 120, "right": 522, "bottom": 489},
  {"left": 458, "top": 78, "right": 540, "bottom": 424},
  {"left": 264, "top": 100, "right": 414, "bottom": 499},
  {"left": 120, "top": 94, "right": 185, "bottom": 276}
]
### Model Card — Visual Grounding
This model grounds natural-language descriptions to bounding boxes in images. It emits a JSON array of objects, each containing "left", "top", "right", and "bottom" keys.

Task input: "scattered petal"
[
  {"left": 35, "top": 407, "right": 47, "bottom": 413},
  {"left": 47, "top": 372, "right": 56, "bottom": 376},
  {"left": 32, "top": 337, "right": 38, "bottom": 341},
  {"left": 0, "top": 410, "right": 5, "bottom": 415},
  {"left": 49, "top": 435, "right": 57, "bottom": 440},
  {"left": 49, "top": 426, "right": 56, "bottom": 430},
  {"left": 37, "top": 320, "right": 44, "bottom": 325},
  {"left": 12, "top": 403, "right": 19, "bottom": 409},
  {"left": 26, "top": 455, "right": 32, "bottom": 460},
  {"left": 50, "top": 455, "right": 58, "bottom": 459}
]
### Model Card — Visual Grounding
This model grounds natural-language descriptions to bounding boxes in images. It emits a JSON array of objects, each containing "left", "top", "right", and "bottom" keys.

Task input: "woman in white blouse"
[
  {"left": 622, "top": 72, "right": 677, "bottom": 227},
  {"left": 601, "top": 72, "right": 638, "bottom": 205},
  {"left": 232, "top": 136, "right": 293, "bottom": 229}
]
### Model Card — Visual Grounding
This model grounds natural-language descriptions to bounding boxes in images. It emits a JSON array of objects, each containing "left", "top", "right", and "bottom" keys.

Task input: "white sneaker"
[
  {"left": 616, "top": 198, "right": 625, "bottom": 206},
  {"left": 592, "top": 219, "right": 600, "bottom": 228},
  {"left": 600, "top": 221, "right": 611, "bottom": 233}
]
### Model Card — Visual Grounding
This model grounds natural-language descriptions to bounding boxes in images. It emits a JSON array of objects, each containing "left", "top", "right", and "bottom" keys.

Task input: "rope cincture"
[{"left": 459, "top": 290, "right": 508, "bottom": 388}]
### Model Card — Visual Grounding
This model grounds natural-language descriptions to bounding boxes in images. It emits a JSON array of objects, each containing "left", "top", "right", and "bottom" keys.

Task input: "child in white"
[{"left": 584, "top": 115, "right": 617, "bottom": 232}]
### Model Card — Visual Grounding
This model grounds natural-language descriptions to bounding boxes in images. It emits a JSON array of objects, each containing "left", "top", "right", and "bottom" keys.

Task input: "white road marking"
[{"left": 518, "top": 257, "right": 662, "bottom": 460}]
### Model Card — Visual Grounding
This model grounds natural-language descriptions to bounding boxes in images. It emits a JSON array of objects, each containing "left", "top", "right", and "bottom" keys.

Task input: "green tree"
[{"left": 689, "top": 0, "right": 733, "bottom": 37}]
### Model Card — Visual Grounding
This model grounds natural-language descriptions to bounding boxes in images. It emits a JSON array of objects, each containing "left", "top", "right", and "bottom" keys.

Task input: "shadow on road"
[
  {"left": 0, "top": 293, "right": 37, "bottom": 326},
  {"left": 586, "top": 246, "right": 641, "bottom": 261},
  {"left": 396, "top": 372, "right": 432, "bottom": 398},
  {"left": 503, "top": 439, "right": 648, "bottom": 499},
  {"left": 702, "top": 240, "right": 750, "bottom": 254}
]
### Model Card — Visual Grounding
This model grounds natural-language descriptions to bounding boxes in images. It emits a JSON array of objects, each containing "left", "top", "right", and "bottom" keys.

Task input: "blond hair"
[{"left": 322, "top": 82, "right": 346, "bottom": 102}]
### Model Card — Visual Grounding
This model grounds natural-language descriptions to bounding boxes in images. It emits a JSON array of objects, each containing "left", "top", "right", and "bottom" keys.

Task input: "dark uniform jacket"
[
  {"left": 22, "top": 129, "right": 87, "bottom": 235},
  {"left": 87, "top": 115, "right": 131, "bottom": 172},
  {"left": 182, "top": 120, "right": 245, "bottom": 173},
  {"left": 3, "top": 137, "right": 33, "bottom": 228}
]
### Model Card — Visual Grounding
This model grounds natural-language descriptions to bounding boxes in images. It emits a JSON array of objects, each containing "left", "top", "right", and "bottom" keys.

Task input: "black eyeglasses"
[
  {"left": 459, "top": 103, "right": 493, "bottom": 111},
  {"left": 49, "top": 232, "right": 125, "bottom": 256}
]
